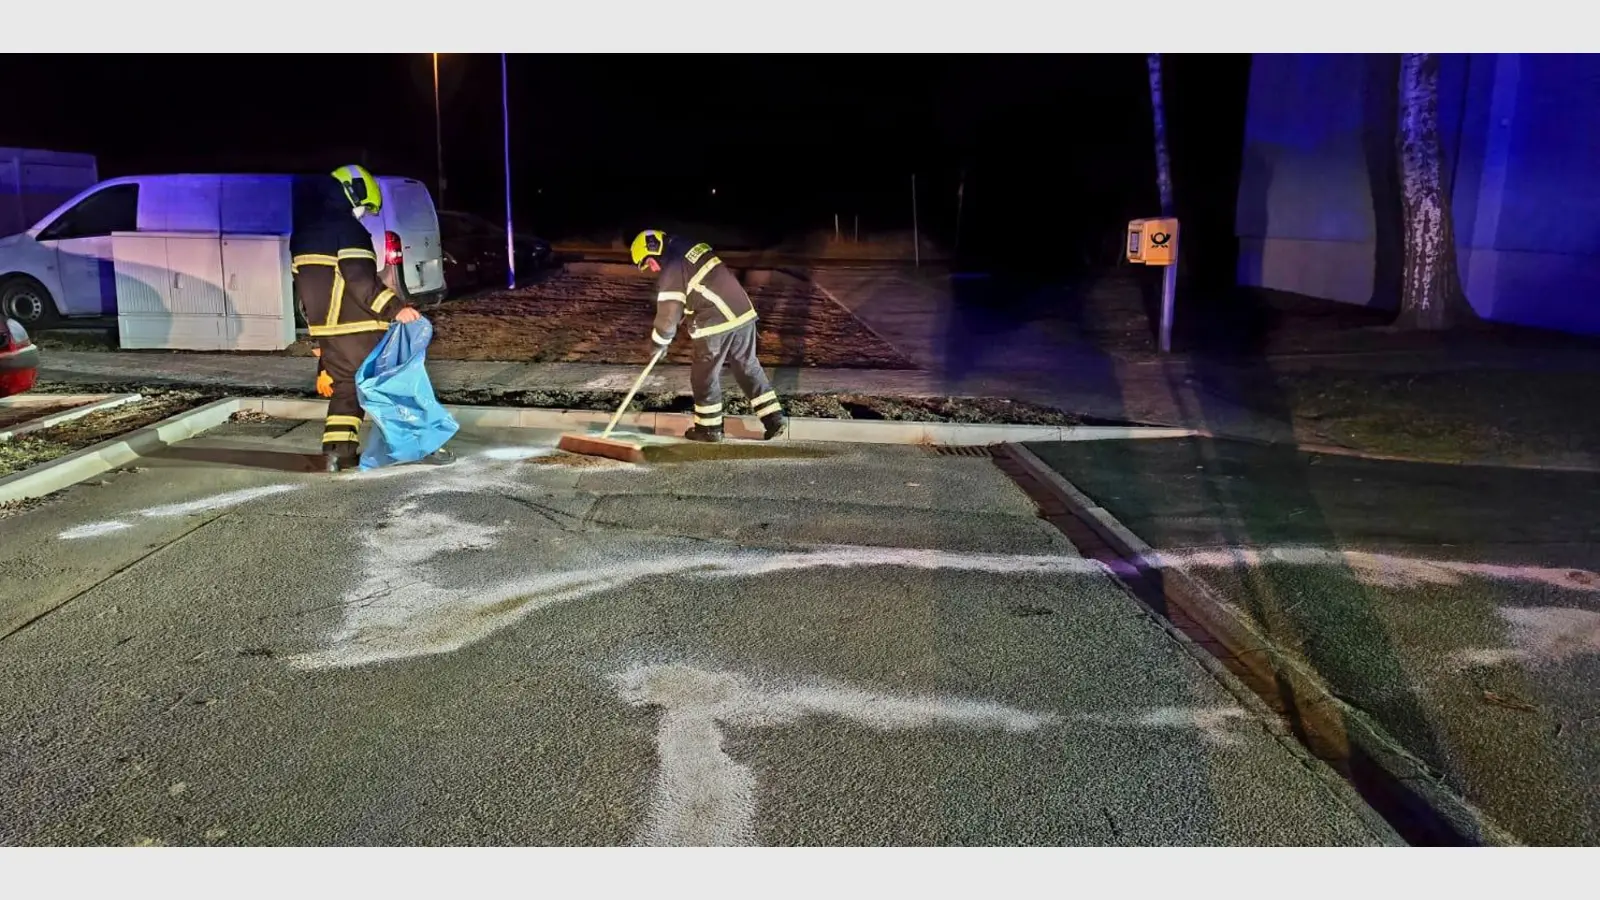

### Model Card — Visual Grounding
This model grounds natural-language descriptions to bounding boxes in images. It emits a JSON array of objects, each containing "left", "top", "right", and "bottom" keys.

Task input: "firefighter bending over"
[
  {"left": 291, "top": 164, "right": 422, "bottom": 472},
  {"left": 631, "top": 230, "right": 787, "bottom": 443}
]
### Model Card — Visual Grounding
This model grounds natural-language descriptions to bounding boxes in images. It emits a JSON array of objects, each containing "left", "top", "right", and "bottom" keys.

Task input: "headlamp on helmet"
[
  {"left": 332, "top": 164, "right": 383, "bottom": 220},
  {"left": 630, "top": 230, "right": 667, "bottom": 272}
]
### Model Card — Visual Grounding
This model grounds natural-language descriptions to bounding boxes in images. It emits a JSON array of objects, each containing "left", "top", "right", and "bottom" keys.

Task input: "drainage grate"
[{"left": 928, "top": 444, "right": 996, "bottom": 458}]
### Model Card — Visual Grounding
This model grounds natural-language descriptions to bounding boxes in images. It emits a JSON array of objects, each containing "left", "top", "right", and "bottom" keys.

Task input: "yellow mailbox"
[{"left": 1126, "top": 217, "right": 1179, "bottom": 266}]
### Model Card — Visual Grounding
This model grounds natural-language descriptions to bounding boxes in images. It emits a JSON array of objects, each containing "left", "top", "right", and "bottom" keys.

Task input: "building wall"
[{"left": 1236, "top": 53, "right": 1600, "bottom": 336}]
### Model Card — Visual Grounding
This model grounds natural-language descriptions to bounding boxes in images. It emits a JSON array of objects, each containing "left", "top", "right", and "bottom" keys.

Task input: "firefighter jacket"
[
  {"left": 290, "top": 175, "right": 405, "bottom": 339},
  {"left": 650, "top": 238, "right": 758, "bottom": 347}
]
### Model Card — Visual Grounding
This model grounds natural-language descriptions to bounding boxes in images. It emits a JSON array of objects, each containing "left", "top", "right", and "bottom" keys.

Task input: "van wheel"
[{"left": 1, "top": 276, "right": 60, "bottom": 328}]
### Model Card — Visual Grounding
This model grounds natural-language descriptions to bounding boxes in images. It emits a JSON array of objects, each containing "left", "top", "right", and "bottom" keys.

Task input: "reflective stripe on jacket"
[
  {"left": 650, "top": 238, "right": 757, "bottom": 345},
  {"left": 290, "top": 174, "right": 404, "bottom": 339}
]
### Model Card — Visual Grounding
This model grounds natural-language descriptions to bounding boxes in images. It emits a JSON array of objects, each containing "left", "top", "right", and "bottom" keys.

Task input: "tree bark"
[
  {"left": 1147, "top": 53, "right": 1175, "bottom": 216},
  {"left": 1395, "top": 53, "right": 1473, "bottom": 329},
  {"left": 1147, "top": 53, "right": 1179, "bottom": 353}
]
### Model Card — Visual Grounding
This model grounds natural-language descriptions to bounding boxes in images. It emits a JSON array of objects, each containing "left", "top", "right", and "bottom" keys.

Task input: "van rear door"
[{"left": 379, "top": 178, "right": 444, "bottom": 297}]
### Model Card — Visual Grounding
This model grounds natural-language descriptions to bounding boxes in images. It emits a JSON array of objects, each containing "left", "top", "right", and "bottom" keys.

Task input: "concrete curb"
[
  {"left": 234, "top": 396, "right": 1198, "bottom": 446},
  {"left": 1001, "top": 442, "right": 1524, "bottom": 848},
  {"left": 0, "top": 397, "right": 240, "bottom": 505},
  {"left": 0, "top": 393, "right": 144, "bottom": 442},
  {"left": 0, "top": 392, "right": 1190, "bottom": 507}
]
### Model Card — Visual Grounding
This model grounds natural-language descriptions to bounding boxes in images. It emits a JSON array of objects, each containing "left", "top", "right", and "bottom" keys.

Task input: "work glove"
[
  {"left": 648, "top": 341, "right": 667, "bottom": 359},
  {"left": 316, "top": 370, "right": 334, "bottom": 398}
]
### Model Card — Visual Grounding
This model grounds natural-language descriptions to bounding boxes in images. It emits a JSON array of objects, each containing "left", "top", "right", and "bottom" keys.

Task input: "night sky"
[{"left": 0, "top": 54, "right": 1249, "bottom": 278}]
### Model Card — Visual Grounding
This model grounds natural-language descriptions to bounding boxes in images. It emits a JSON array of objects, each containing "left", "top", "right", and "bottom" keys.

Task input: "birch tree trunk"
[
  {"left": 1147, "top": 53, "right": 1175, "bottom": 216},
  {"left": 1147, "top": 53, "right": 1179, "bottom": 352},
  {"left": 1395, "top": 52, "right": 1472, "bottom": 329}
]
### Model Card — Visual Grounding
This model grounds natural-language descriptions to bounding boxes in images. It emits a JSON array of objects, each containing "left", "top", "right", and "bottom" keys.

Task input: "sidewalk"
[
  {"left": 35, "top": 348, "right": 1295, "bottom": 441},
  {"left": 804, "top": 268, "right": 1600, "bottom": 468},
  {"left": 807, "top": 268, "right": 1600, "bottom": 369},
  {"left": 38, "top": 338, "right": 1600, "bottom": 464},
  {"left": 32, "top": 264, "right": 1600, "bottom": 466}
]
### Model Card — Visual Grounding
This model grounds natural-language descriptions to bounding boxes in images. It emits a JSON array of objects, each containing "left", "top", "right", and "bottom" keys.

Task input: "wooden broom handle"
[{"left": 601, "top": 345, "right": 667, "bottom": 439}]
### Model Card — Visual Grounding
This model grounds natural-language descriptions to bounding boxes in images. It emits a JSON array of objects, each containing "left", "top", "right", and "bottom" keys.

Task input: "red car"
[{"left": 1, "top": 316, "right": 39, "bottom": 396}]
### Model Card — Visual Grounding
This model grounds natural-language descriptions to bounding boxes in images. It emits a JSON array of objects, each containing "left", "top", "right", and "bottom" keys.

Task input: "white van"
[
  {"left": 0, "top": 172, "right": 445, "bottom": 326},
  {"left": 0, "top": 147, "right": 100, "bottom": 240},
  {"left": 371, "top": 176, "right": 447, "bottom": 304}
]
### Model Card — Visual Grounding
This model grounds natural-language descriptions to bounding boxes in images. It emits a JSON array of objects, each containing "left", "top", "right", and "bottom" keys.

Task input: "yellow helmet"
[
  {"left": 630, "top": 230, "right": 667, "bottom": 271},
  {"left": 332, "top": 164, "right": 382, "bottom": 218}
]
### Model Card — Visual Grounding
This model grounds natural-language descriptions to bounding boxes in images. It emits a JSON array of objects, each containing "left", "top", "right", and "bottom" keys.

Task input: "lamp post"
[
  {"left": 502, "top": 52, "right": 515, "bottom": 290},
  {"left": 432, "top": 53, "right": 445, "bottom": 209}
]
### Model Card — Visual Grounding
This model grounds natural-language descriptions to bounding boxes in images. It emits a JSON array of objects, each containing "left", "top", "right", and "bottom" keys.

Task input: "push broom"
[{"left": 555, "top": 346, "right": 667, "bottom": 463}]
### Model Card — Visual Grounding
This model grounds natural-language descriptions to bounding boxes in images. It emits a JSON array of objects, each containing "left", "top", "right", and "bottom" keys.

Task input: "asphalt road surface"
[
  {"left": 0, "top": 421, "right": 1397, "bottom": 846},
  {"left": 1026, "top": 437, "right": 1600, "bottom": 845}
]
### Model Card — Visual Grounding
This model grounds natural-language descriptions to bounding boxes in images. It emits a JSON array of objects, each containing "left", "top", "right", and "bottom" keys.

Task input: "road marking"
[
  {"left": 609, "top": 663, "right": 1059, "bottom": 846},
  {"left": 611, "top": 663, "right": 1255, "bottom": 845},
  {"left": 288, "top": 532, "right": 1107, "bottom": 670},
  {"left": 694, "top": 545, "right": 1105, "bottom": 579},
  {"left": 1077, "top": 706, "right": 1253, "bottom": 746},
  {"left": 49, "top": 448, "right": 549, "bottom": 541},
  {"left": 1138, "top": 547, "right": 1600, "bottom": 593},
  {"left": 289, "top": 504, "right": 1600, "bottom": 671},
  {"left": 59, "top": 521, "right": 134, "bottom": 540},
  {"left": 55, "top": 484, "right": 304, "bottom": 540},
  {"left": 1452, "top": 605, "right": 1600, "bottom": 668},
  {"left": 139, "top": 484, "right": 303, "bottom": 518}
]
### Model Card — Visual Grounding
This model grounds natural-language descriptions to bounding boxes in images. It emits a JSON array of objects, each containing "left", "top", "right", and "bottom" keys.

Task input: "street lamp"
[
  {"left": 431, "top": 52, "right": 515, "bottom": 291},
  {"left": 432, "top": 53, "right": 444, "bottom": 209}
]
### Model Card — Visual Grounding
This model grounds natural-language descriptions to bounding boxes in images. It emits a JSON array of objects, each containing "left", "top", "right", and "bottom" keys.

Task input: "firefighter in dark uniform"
[
  {"left": 631, "top": 230, "right": 788, "bottom": 443},
  {"left": 291, "top": 165, "right": 421, "bottom": 472}
]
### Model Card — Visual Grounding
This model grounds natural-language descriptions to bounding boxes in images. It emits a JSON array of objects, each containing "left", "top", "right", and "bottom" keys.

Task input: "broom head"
[{"left": 556, "top": 432, "right": 648, "bottom": 464}]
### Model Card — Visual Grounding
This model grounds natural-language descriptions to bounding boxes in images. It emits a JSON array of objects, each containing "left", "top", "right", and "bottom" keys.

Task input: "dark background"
[{"left": 0, "top": 54, "right": 1250, "bottom": 285}]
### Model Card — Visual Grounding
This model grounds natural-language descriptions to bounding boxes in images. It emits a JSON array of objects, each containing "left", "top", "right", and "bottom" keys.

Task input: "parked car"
[
  {"left": 1, "top": 316, "right": 39, "bottom": 397},
  {"left": 0, "top": 173, "right": 446, "bottom": 328},
  {"left": 436, "top": 209, "right": 552, "bottom": 292}
]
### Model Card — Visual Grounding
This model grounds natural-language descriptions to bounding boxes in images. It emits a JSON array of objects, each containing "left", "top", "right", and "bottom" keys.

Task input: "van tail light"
[{"left": 384, "top": 231, "right": 403, "bottom": 267}]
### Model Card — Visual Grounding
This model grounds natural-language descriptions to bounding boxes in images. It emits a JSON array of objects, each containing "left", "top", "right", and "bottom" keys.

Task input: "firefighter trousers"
[
  {"left": 317, "top": 330, "right": 385, "bottom": 455},
  {"left": 689, "top": 321, "right": 782, "bottom": 428}
]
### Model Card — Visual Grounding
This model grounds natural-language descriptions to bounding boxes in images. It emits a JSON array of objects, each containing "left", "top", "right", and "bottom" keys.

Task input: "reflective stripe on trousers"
[
  {"left": 689, "top": 321, "right": 780, "bottom": 425},
  {"left": 317, "top": 329, "right": 385, "bottom": 451}
]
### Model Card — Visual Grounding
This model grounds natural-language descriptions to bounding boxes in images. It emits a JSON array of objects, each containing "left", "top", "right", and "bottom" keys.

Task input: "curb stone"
[
  {"left": 0, "top": 393, "right": 143, "bottom": 442},
  {"left": 0, "top": 394, "right": 1192, "bottom": 507},
  {"left": 234, "top": 397, "right": 1198, "bottom": 446},
  {"left": 0, "top": 398, "right": 239, "bottom": 505}
]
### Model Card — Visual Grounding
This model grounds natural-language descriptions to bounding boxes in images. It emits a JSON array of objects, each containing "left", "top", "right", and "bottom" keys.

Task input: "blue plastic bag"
[{"left": 354, "top": 317, "right": 460, "bottom": 471}]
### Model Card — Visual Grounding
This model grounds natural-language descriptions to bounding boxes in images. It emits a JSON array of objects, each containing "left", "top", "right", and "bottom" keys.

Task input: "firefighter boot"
[
  {"left": 684, "top": 423, "right": 725, "bottom": 443},
  {"left": 420, "top": 447, "right": 457, "bottom": 466},
  {"left": 761, "top": 411, "right": 788, "bottom": 441},
  {"left": 322, "top": 447, "right": 359, "bottom": 473}
]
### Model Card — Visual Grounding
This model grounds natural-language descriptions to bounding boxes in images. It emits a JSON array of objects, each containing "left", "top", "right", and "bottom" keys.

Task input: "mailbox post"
[{"left": 1126, "top": 216, "right": 1179, "bottom": 353}]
